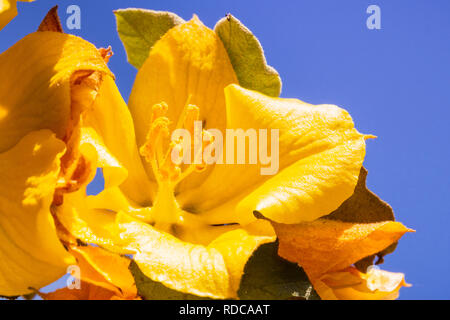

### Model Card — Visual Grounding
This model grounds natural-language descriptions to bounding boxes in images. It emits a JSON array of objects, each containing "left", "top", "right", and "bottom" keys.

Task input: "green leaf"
[
  {"left": 324, "top": 167, "right": 395, "bottom": 224},
  {"left": 323, "top": 167, "right": 398, "bottom": 271},
  {"left": 114, "top": 9, "right": 185, "bottom": 69},
  {"left": 215, "top": 14, "right": 282, "bottom": 97},
  {"left": 238, "top": 242, "right": 319, "bottom": 300}
]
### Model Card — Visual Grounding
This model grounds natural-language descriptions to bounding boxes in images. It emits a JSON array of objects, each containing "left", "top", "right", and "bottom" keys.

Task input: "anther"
[
  {"left": 151, "top": 102, "right": 168, "bottom": 123},
  {"left": 141, "top": 99, "right": 213, "bottom": 188}
]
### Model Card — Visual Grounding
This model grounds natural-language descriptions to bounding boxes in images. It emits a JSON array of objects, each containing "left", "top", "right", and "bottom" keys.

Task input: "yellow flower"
[
  {"left": 0, "top": 16, "right": 113, "bottom": 296},
  {"left": 52, "top": 16, "right": 369, "bottom": 299},
  {"left": 0, "top": 9, "right": 409, "bottom": 300},
  {"left": 0, "top": 0, "right": 33, "bottom": 30}
]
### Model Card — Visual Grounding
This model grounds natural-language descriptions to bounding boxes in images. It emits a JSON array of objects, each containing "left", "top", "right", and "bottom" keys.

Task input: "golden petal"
[
  {"left": 0, "top": 32, "right": 111, "bottom": 153},
  {"left": 180, "top": 84, "right": 366, "bottom": 224},
  {"left": 128, "top": 16, "right": 238, "bottom": 191},
  {"left": 0, "top": 130, "right": 75, "bottom": 296},
  {"left": 116, "top": 212, "right": 274, "bottom": 298}
]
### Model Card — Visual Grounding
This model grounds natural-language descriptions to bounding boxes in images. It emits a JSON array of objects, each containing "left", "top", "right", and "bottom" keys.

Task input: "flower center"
[{"left": 139, "top": 99, "right": 212, "bottom": 231}]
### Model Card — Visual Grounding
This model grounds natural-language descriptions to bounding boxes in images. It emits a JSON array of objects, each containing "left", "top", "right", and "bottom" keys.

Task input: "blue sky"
[{"left": 1, "top": 0, "right": 449, "bottom": 300}]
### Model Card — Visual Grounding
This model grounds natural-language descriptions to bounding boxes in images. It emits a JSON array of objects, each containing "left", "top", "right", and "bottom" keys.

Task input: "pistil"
[{"left": 139, "top": 100, "right": 212, "bottom": 230}]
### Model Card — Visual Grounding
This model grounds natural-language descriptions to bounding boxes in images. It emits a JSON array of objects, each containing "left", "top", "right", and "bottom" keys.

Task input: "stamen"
[
  {"left": 172, "top": 129, "right": 213, "bottom": 184},
  {"left": 140, "top": 99, "right": 213, "bottom": 188},
  {"left": 140, "top": 103, "right": 171, "bottom": 183},
  {"left": 151, "top": 102, "right": 168, "bottom": 123},
  {"left": 138, "top": 98, "right": 217, "bottom": 230},
  {"left": 160, "top": 142, "right": 182, "bottom": 182}
]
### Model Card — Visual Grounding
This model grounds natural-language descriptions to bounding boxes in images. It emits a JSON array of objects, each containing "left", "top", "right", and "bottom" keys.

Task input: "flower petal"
[
  {"left": 0, "top": 0, "right": 17, "bottom": 30},
  {"left": 55, "top": 125, "right": 155, "bottom": 240},
  {"left": 0, "top": 130, "right": 75, "bottom": 296},
  {"left": 83, "top": 76, "right": 155, "bottom": 205},
  {"left": 54, "top": 122, "right": 156, "bottom": 251},
  {"left": 128, "top": 16, "right": 238, "bottom": 190},
  {"left": 208, "top": 222, "right": 276, "bottom": 294},
  {"left": 68, "top": 245, "right": 137, "bottom": 298},
  {"left": 313, "top": 266, "right": 410, "bottom": 300},
  {"left": 0, "top": 31, "right": 111, "bottom": 153},
  {"left": 116, "top": 212, "right": 274, "bottom": 299},
  {"left": 180, "top": 84, "right": 366, "bottom": 224},
  {"left": 54, "top": 187, "right": 125, "bottom": 252},
  {"left": 0, "top": 0, "right": 31, "bottom": 30},
  {"left": 77, "top": 126, "right": 127, "bottom": 190},
  {"left": 272, "top": 218, "right": 413, "bottom": 279}
]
